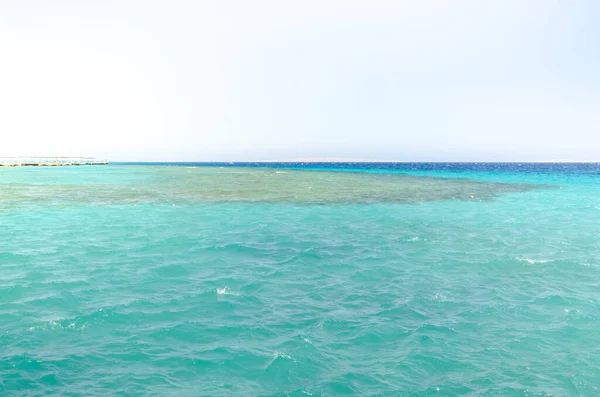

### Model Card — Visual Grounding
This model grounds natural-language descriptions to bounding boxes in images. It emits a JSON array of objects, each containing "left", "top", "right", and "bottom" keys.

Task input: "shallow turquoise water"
[{"left": 1, "top": 164, "right": 600, "bottom": 396}]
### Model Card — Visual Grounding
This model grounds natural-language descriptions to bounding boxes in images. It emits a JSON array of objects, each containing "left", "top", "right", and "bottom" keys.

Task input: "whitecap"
[
  {"left": 216, "top": 286, "right": 238, "bottom": 296},
  {"left": 431, "top": 293, "right": 452, "bottom": 302},
  {"left": 28, "top": 320, "right": 63, "bottom": 332},
  {"left": 274, "top": 351, "right": 296, "bottom": 362},
  {"left": 516, "top": 257, "right": 552, "bottom": 264}
]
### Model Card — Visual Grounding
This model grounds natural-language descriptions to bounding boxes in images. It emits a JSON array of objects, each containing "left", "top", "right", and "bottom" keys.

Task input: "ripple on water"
[{"left": 1, "top": 165, "right": 599, "bottom": 396}]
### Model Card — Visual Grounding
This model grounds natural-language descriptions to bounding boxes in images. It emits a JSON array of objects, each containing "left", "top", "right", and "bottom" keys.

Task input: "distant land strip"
[{"left": 0, "top": 157, "right": 108, "bottom": 167}]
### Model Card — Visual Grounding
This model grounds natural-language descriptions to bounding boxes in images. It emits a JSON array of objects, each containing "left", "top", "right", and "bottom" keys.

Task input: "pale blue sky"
[{"left": 1, "top": 0, "right": 598, "bottom": 161}]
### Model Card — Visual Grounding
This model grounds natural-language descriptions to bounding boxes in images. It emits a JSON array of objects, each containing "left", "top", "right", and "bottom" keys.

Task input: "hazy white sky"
[{"left": 1, "top": 0, "right": 598, "bottom": 161}]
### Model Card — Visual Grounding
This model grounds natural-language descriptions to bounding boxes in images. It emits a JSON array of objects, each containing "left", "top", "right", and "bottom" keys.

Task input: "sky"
[{"left": 0, "top": 0, "right": 599, "bottom": 161}]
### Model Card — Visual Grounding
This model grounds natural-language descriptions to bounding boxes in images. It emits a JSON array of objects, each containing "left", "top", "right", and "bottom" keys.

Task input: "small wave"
[
  {"left": 28, "top": 319, "right": 88, "bottom": 332},
  {"left": 516, "top": 257, "right": 552, "bottom": 264},
  {"left": 429, "top": 293, "right": 453, "bottom": 302},
  {"left": 216, "top": 286, "right": 238, "bottom": 296},
  {"left": 274, "top": 351, "right": 296, "bottom": 362},
  {"left": 275, "top": 171, "right": 286, "bottom": 174},
  {"left": 28, "top": 320, "right": 63, "bottom": 332}
]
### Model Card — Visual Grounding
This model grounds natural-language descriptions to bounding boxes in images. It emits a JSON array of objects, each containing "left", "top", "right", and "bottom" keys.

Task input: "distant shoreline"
[{"left": 0, "top": 157, "right": 107, "bottom": 167}]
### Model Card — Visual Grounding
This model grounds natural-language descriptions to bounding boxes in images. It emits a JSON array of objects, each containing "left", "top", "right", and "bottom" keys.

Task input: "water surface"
[{"left": 1, "top": 163, "right": 599, "bottom": 396}]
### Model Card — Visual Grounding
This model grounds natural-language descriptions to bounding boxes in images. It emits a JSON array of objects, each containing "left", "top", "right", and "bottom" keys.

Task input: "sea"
[{"left": 1, "top": 162, "right": 599, "bottom": 396}]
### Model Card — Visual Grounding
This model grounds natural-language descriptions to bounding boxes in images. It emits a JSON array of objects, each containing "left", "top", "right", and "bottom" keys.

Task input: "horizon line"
[{"left": 109, "top": 159, "right": 600, "bottom": 164}]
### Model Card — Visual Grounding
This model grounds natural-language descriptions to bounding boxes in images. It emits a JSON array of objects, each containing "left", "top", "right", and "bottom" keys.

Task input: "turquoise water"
[{"left": 1, "top": 164, "right": 600, "bottom": 396}]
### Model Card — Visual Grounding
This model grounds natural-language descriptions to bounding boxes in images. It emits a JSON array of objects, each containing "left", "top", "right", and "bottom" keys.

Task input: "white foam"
[
  {"left": 216, "top": 286, "right": 238, "bottom": 296},
  {"left": 274, "top": 351, "right": 296, "bottom": 362},
  {"left": 29, "top": 319, "right": 87, "bottom": 332},
  {"left": 516, "top": 257, "right": 552, "bottom": 264},
  {"left": 29, "top": 320, "right": 62, "bottom": 331},
  {"left": 431, "top": 293, "right": 452, "bottom": 302}
]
